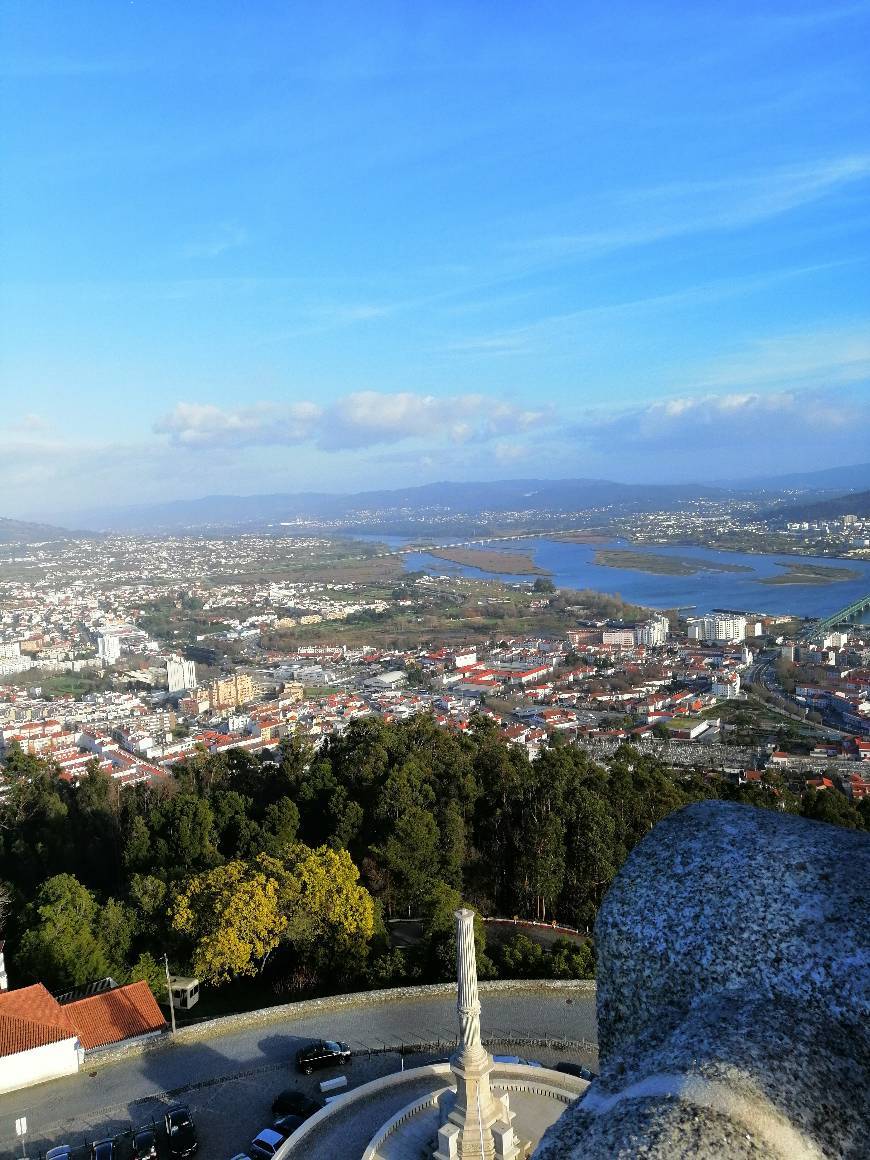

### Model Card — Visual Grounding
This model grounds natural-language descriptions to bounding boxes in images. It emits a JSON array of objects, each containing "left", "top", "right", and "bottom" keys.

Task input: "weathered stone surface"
[{"left": 534, "top": 801, "right": 869, "bottom": 1159}]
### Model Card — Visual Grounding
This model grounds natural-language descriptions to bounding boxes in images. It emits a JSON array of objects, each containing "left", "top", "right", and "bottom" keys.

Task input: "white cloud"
[
  {"left": 154, "top": 401, "right": 323, "bottom": 448},
  {"left": 578, "top": 388, "right": 862, "bottom": 452},
  {"left": 182, "top": 223, "right": 249, "bottom": 259},
  {"left": 8, "top": 412, "right": 49, "bottom": 432},
  {"left": 154, "top": 392, "right": 551, "bottom": 452}
]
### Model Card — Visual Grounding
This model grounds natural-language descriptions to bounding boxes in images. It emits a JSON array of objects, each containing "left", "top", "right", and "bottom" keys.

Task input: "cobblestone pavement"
[{"left": 0, "top": 988, "right": 597, "bottom": 1160}]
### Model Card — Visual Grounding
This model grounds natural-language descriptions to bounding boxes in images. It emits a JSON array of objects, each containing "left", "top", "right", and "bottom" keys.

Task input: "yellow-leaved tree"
[
  {"left": 170, "top": 861, "right": 286, "bottom": 985},
  {"left": 260, "top": 843, "right": 375, "bottom": 978}
]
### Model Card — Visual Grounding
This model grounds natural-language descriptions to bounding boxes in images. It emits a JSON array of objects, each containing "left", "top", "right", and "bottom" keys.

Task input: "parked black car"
[
  {"left": 271, "top": 1089, "right": 325, "bottom": 1118},
  {"left": 554, "top": 1061, "right": 596, "bottom": 1080},
  {"left": 273, "top": 1113, "right": 305, "bottom": 1137},
  {"left": 295, "top": 1039, "right": 351, "bottom": 1075},
  {"left": 132, "top": 1127, "right": 159, "bottom": 1159},
  {"left": 164, "top": 1105, "right": 199, "bottom": 1158},
  {"left": 91, "top": 1142, "right": 115, "bottom": 1160},
  {"left": 46, "top": 1148, "right": 73, "bottom": 1160}
]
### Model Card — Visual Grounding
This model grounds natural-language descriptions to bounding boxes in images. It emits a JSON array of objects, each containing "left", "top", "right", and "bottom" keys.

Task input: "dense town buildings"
[{"left": 1, "top": 534, "right": 868, "bottom": 806}]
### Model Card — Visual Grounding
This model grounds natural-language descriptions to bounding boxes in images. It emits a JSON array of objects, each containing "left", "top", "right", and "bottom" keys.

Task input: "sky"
[{"left": 2, "top": 1, "right": 870, "bottom": 519}]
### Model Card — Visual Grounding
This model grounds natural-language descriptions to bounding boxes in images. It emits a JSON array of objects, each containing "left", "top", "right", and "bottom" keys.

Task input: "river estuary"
[{"left": 363, "top": 536, "right": 870, "bottom": 618}]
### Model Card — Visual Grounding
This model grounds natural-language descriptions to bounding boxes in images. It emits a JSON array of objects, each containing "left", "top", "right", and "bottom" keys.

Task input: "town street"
[{"left": 0, "top": 986, "right": 597, "bottom": 1159}]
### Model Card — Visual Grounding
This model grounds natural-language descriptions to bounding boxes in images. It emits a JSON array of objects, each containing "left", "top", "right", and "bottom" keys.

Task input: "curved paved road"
[{"left": 0, "top": 986, "right": 596, "bottom": 1159}]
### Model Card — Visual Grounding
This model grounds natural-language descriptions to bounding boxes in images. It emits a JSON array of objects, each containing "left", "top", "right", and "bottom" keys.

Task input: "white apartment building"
[
  {"left": 635, "top": 615, "right": 670, "bottom": 647},
  {"left": 687, "top": 614, "right": 747, "bottom": 643},
  {"left": 712, "top": 673, "right": 741, "bottom": 698},
  {"left": 166, "top": 654, "right": 197, "bottom": 693},
  {"left": 602, "top": 628, "right": 636, "bottom": 649},
  {"left": 0, "top": 658, "right": 29, "bottom": 676},
  {"left": 0, "top": 643, "right": 21, "bottom": 659},
  {"left": 823, "top": 632, "right": 850, "bottom": 649},
  {"left": 96, "top": 633, "right": 122, "bottom": 663}
]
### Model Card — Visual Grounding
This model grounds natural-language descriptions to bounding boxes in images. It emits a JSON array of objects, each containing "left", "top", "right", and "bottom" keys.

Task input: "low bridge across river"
[{"left": 803, "top": 589, "right": 870, "bottom": 640}]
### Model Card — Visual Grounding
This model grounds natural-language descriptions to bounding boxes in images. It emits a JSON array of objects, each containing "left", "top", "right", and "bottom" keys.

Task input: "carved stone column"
[{"left": 434, "top": 909, "right": 506, "bottom": 1159}]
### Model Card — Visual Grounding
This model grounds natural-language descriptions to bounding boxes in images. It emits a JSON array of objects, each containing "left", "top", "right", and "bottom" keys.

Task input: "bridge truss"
[{"left": 802, "top": 590, "right": 870, "bottom": 641}]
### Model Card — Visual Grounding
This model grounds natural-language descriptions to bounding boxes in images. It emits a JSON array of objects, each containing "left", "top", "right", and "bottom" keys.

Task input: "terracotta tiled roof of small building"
[
  {"left": 0, "top": 984, "right": 76, "bottom": 1056},
  {"left": 64, "top": 981, "right": 166, "bottom": 1050}
]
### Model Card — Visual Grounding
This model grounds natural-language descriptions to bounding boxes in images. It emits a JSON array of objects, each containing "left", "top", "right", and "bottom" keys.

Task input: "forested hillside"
[
  {"left": 1, "top": 716, "right": 864, "bottom": 1003},
  {"left": 767, "top": 488, "right": 870, "bottom": 522}
]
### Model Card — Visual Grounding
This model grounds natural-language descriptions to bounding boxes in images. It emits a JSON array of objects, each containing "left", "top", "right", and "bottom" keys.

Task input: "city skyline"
[{"left": 2, "top": 1, "right": 870, "bottom": 517}]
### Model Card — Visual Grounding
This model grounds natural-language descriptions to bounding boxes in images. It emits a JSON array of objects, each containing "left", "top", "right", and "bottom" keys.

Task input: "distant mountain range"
[
  {"left": 719, "top": 461, "right": 870, "bottom": 492},
  {"left": 0, "top": 517, "right": 77, "bottom": 544},
  {"left": 60, "top": 478, "right": 735, "bottom": 532},
  {"left": 767, "top": 489, "right": 870, "bottom": 523},
  {"left": 20, "top": 461, "right": 870, "bottom": 535}
]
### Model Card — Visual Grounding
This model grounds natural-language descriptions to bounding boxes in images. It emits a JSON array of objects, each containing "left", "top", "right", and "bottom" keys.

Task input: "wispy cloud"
[
  {"left": 154, "top": 392, "right": 552, "bottom": 452},
  {"left": 7, "top": 412, "right": 49, "bottom": 433},
  {"left": 438, "top": 261, "right": 861, "bottom": 358},
  {"left": 504, "top": 154, "right": 870, "bottom": 265},
  {"left": 182, "top": 223, "right": 249, "bottom": 259},
  {"left": 689, "top": 327, "right": 870, "bottom": 391}
]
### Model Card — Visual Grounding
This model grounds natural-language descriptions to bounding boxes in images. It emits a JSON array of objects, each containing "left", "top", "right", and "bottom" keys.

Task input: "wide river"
[{"left": 356, "top": 535, "right": 870, "bottom": 618}]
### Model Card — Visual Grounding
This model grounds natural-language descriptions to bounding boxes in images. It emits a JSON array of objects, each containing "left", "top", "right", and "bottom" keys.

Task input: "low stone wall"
[{"left": 88, "top": 978, "right": 596, "bottom": 1070}]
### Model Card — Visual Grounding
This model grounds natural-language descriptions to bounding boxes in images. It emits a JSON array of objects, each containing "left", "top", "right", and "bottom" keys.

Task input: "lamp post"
[{"left": 163, "top": 953, "right": 177, "bottom": 1035}]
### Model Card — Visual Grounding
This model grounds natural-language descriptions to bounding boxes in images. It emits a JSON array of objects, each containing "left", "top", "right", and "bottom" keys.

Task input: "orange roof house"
[
  {"left": 0, "top": 984, "right": 77, "bottom": 1057},
  {"left": 0, "top": 980, "right": 166, "bottom": 1095},
  {"left": 64, "top": 981, "right": 166, "bottom": 1049}
]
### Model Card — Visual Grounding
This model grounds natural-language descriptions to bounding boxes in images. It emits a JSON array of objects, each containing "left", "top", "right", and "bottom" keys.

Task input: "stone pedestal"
[
  {"left": 434, "top": 1121, "right": 460, "bottom": 1160},
  {"left": 492, "top": 1120, "right": 525, "bottom": 1159}
]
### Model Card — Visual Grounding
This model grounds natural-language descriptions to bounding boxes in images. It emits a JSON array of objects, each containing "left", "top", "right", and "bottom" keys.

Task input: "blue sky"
[{"left": 2, "top": 1, "right": 869, "bottom": 517}]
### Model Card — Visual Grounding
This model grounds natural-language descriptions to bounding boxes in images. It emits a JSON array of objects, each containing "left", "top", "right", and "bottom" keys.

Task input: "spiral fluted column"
[{"left": 432, "top": 908, "right": 504, "bottom": 1158}]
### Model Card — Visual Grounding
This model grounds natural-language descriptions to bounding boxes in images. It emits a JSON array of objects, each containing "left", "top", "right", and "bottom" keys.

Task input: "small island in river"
[
  {"left": 425, "top": 546, "right": 547, "bottom": 575},
  {"left": 758, "top": 562, "right": 861, "bottom": 586},
  {"left": 547, "top": 531, "right": 610, "bottom": 544},
  {"left": 593, "top": 548, "right": 753, "bottom": 577}
]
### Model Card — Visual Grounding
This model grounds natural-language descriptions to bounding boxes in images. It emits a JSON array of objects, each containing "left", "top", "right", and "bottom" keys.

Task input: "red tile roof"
[
  {"left": 65, "top": 981, "right": 166, "bottom": 1049},
  {"left": 0, "top": 984, "right": 76, "bottom": 1056}
]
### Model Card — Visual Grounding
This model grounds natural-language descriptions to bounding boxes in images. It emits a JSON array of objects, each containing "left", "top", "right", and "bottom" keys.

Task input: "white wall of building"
[
  {"left": 0, "top": 1038, "right": 80, "bottom": 1095},
  {"left": 167, "top": 655, "right": 197, "bottom": 693},
  {"left": 712, "top": 674, "right": 741, "bottom": 698},
  {"left": 687, "top": 615, "right": 747, "bottom": 643},
  {"left": 97, "top": 634, "right": 121, "bottom": 663},
  {"left": 635, "top": 616, "right": 669, "bottom": 647}
]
